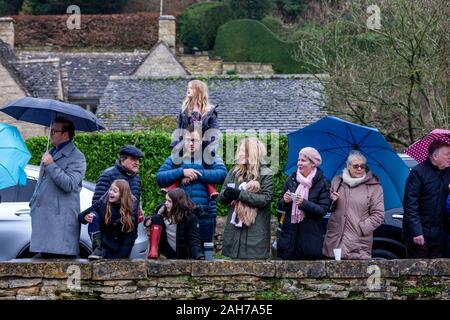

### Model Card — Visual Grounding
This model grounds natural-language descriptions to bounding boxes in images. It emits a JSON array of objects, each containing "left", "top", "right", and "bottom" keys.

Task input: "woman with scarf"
[
  {"left": 277, "top": 147, "right": 331, "bottom": 260},
  {"left": 323, "top": 150, "right": 384, "bottom": 259}
]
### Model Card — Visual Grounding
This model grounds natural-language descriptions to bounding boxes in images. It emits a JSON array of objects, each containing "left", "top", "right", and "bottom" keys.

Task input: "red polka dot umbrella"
[{"left": 405, "top": 129, "right": 450, "bottom": 164}]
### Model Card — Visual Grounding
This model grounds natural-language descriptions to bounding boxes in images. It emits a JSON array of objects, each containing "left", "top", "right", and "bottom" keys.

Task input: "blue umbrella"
[
  {"left": 285, "top": 116, "right": 410, "bottom": 210},
  {"left": 1, "top": 97, "right": 105, "bottom": 132},
  {"left": 0, "top": 123, "right": 31, "bottom": 190}
]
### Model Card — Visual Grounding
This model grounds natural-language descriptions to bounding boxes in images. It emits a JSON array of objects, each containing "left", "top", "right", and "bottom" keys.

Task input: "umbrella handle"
[{"left": 46, "top": 120, "right": 53, "bottom": 151}]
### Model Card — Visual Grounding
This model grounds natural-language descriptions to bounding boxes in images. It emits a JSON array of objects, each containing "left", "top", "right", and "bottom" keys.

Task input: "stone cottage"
[{"left": 0, "top": 15, "right": 327, "bottom": 138}]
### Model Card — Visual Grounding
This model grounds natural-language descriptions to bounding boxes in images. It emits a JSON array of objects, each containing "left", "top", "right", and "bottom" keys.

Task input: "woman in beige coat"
[{"left": 323, "top": 150, "right": 384, "bottom": 260}]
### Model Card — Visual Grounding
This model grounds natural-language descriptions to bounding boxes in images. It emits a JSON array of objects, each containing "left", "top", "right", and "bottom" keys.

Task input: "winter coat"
[
  {"left": 218, "top": 164, "right": 274, "bottom": 259},
  {"left": 447, "top": 194, "right": 450, "bottom": 215},
  {"left": 30, "top": 141, "right": 86, "bottom": 255},
  {"left": 170, "top": 105, "right": 219, "bottom": 150},
  {"left": 79, "top": 200, "right": 138, "bottom": 259},
  {"left": 403, "top": 159, "right": 450, "bottom": 241},
  {"left": 323, "top": 171, "right": 385, "bottom": 259},
  {"left": 149, "top": 205, "right": 204, "bottom": 260},
  {"left": 156, "top": 155, "right": 227, "bottom": 242},
  {"left": 277, "top": 168, "right": 330, "bottom": 260},
  {"left": 92, "top": 160, "right": 142, "bottom": 214}
]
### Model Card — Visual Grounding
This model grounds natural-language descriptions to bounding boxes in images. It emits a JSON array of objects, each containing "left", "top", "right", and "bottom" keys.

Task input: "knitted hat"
[{"left": 299, "top": 147, "right": 322, "bottom": 166}]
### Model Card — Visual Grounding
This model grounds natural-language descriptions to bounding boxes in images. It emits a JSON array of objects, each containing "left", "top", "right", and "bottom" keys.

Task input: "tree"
[
  {"left": 178, "top": 2, "right": 233, "bottom": 51},
  {"left": 277, "top": 0, "right": 306, "bottom": 21},
  {"left": 0, "top": 1, "right": 6, "bottom": 15},
  {"left": 294, "top": 0, "right": 449, "bottom": 149},
  {"left": 225, "top": 0, "right": 275, "bottom": 20},
  {"left": 21, "top": 0, "right": 129, "bottom": 15},
  {"left": 0, "top": 0, "right": 23, "bottom": 15}
]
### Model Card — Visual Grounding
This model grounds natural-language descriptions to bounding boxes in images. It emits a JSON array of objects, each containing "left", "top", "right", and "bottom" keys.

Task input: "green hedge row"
[
  {"left": 178, "top": 1, "right": 233, "bottom": 51},
  {"left": 25, "top": 131, "right": 288, "bottom": 217},
  {"left": 213, "top": 19, "right": 316, "bottom": 74}
]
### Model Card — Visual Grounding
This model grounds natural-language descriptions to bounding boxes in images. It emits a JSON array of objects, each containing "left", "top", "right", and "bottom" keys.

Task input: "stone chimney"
[
  {"left": 158, "top": 15, "right": 176, "bottom": 50},
  {"left": 0, "top": 17, "right": 14, "bottom": 48}
]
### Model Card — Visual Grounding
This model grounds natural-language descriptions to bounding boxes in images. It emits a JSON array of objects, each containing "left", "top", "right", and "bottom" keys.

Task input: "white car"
[{"left": 0, "top": 165, "right": 149, "bottom": 260}]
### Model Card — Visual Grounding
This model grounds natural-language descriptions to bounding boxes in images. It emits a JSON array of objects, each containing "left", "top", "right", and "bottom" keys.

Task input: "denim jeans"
[{"left": 88, "top": 213, "right": 100, "bottom": 234}]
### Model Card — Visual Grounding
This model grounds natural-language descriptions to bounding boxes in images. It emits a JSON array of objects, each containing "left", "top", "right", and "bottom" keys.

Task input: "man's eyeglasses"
[
  {"left": 351, "top": 164, "right": 366, "bottom": 170},
  {"left": 188, "top": 139, "right": 202, "bottom": 144},
  {"left": 50, "top": 129, "right": 65, "bottom": 134}
]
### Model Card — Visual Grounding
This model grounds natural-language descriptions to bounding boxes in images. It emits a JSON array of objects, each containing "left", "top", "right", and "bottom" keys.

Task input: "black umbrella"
[{"left": 1, "top": 97, "right": 105, "bottom": 132}]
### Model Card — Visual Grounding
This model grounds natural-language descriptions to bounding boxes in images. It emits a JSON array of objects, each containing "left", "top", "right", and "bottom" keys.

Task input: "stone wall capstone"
[{"left": 1, "top": 259, "right": 449, "bottom": 300}]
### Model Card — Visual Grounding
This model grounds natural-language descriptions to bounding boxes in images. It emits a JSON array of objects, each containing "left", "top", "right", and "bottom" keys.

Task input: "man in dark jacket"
[
  {"left": 157, "top": 128, "right": 227, "bottom": 245},
  {"left": 88, "top": 145, "right": 144, "bottom": 258},
  {"left": 93, "top": 145, "right": 144, "bottom": 205},
  {"left": 403, "top": 140, "right": 450, "bottom": 258}
]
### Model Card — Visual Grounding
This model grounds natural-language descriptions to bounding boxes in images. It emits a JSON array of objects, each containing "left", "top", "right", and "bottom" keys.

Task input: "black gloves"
[{"left": 224, "top": 187, "right": 241, "bottom": 201}]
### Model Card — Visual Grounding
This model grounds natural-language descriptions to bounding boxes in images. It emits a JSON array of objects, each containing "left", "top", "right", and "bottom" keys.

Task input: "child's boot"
[
  {"left": 88, "top": 232, "right": 103, "bottom": 260},
  {"left": 148, "top": 224, "right": 162, "bottom": 259},
  {"left": 161, "top": 181, "right": 179, "bottom": 194}
]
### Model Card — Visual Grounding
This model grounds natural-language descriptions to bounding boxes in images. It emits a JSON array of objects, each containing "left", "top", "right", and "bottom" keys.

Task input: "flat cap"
[{"left": 119, "top": 145, "right": 144, "bottom": 158}]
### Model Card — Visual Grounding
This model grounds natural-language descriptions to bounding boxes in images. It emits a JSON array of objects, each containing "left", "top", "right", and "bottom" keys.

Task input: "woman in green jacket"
[{"left": 218, "top": 137, "right": 274, "bottom": 259}]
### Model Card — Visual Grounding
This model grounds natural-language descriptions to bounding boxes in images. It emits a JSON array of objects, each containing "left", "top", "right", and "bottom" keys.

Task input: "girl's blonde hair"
[
  {"left": 182, "top": 80, "right": 209, "bottom": 116},
  {"left": 105, "top": 179, "right": 135, "bottom": 233},
  {"left": 234, "top": 137, "right": 266, "bottom": 183}
]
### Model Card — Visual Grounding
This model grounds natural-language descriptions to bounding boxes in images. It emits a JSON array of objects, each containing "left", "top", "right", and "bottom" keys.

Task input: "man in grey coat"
[{"left": 30, "top": 117, "right": 86, "bottom": 258}]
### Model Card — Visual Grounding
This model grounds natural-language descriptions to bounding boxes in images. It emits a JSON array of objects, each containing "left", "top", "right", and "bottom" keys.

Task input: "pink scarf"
[{"left": 291, "top": 167, "right": 316, "bottom": 224}]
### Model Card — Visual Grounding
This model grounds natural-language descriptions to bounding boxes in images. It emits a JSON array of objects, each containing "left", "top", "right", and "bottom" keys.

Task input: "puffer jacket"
[
  {"left": 156, "top": 155, "right": 227, "bottom": 242},
  {"left": 92, "top": 160, "right": 141, "bottom": 215},
  {"left": 323, "top": 171, "right": 385, "bottom": 260}
]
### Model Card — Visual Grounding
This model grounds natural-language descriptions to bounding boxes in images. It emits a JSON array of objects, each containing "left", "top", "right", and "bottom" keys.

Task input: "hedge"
[
  {"left": 13, "top": 13, "right": 159, "bottom": 49},
  {"left": 25, "top": 131, "right": 288, "bottom": 217},
  {"left": 178, "top": 1, "right": 233, "bottom": 51},
  {"left": 213, "top": 19, "right": 316, "bottom": 74}
]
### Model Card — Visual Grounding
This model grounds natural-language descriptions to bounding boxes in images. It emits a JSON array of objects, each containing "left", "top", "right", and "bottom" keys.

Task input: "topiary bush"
[
  {"left": 178, "top": 1, "right": 233, "bottom": 51},
  {"left": 260, "top": 16, "right": 286, "bottom": 39},
  {"left": 213, "top": 19, "right": 317, "bottom": 73},
  {"left": 26, "top": 131, "right": 289, "bottom": 217}
]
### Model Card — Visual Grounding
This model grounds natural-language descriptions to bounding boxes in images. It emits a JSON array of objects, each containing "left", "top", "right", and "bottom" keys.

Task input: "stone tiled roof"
[
  {"left": 0, "top": 39, "right": 29, "bottom": 95},
  {"left": 0, "top": 40, "right": 62, "bottom": 99},
  {"left": 96, "top": 75, "right": 327, "bottom": 134},
  {"left": 13, "top": 58, "right": 62, "bottom": 99},
  {"left": 17, "top": 51, "right": 147, "bottom": 99}
]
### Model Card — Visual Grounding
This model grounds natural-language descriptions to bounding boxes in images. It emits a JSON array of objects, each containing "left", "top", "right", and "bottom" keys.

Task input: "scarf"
[
  {"left": 291, "top": 167, "right": 316, "bottom": 224},
  {"left": 342, "top": 168, "right": 367, "bottom": 188}
]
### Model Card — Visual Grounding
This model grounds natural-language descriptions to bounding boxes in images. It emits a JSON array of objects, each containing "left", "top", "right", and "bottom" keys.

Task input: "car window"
[{"left": 0, "top": 179, "right": 37, "bottom": 203}]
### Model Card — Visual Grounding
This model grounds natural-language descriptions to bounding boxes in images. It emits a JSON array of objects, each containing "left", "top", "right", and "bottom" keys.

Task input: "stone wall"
[
  {"left": 178, "top": 54, "right": 223, "bottom": 75},
  {"left": 0, "top": 17, "right": 14, "bottom": 48},
  {"left": 0, "top": 259, "right": 449, "bottom": 300},
  {"left": 223, "top": 62, "right": 274, "bottom": 75},
  {"left": 178, "top": 55, "right": 274, "bottom": 76}
]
